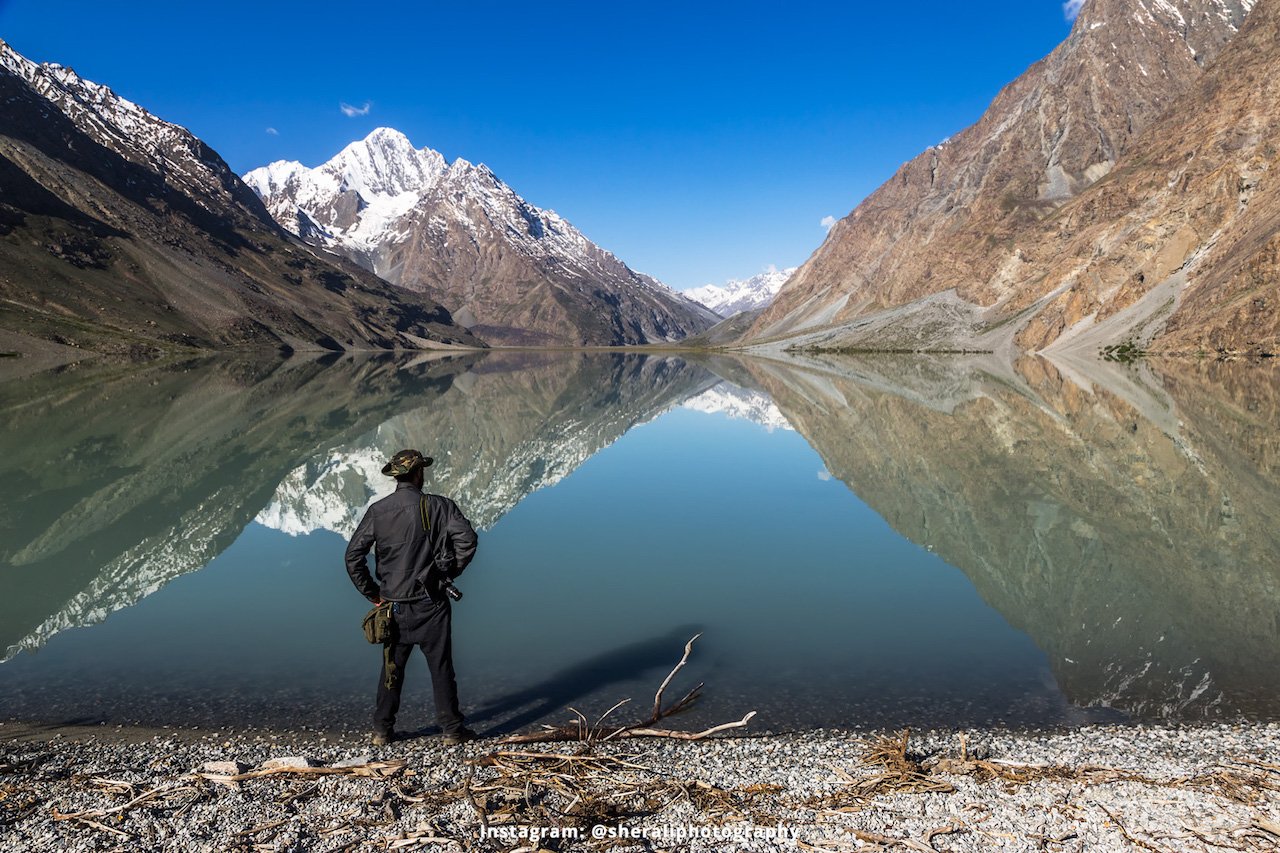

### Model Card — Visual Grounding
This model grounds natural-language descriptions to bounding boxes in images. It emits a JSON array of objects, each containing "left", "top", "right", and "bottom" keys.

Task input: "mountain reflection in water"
[
  {"left": 0, "top": 353, "right": 714, "bottom": 661},
  {"left": 0, "top": 351, "right": 1276, "bottom": 731},
  {"left": 737, "top": 352, "right": 1280, "bottom": 720}
]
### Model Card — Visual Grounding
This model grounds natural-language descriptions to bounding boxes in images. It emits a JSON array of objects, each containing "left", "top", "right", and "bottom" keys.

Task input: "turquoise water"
[{"left": 1, "top": 353, "right": 1277, "bottom": 734}]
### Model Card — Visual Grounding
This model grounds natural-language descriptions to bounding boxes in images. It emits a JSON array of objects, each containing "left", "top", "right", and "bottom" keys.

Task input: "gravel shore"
[{"left": 3, "top": 720, "right": 1280, "bottom": 852}]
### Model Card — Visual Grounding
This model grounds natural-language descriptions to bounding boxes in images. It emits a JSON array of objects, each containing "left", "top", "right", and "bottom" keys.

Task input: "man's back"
[{"left": 345, "top": 482, "right": 478, "bottom": 603}]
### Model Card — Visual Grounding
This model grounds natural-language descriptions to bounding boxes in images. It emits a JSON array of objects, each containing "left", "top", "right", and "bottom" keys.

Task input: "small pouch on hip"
[{"left": 362, "top": 602, "right": 394, "bottom": 644}]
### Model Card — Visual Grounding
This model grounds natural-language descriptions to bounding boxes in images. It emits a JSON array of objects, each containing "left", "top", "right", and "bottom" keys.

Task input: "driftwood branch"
[
  {"left": 196, "top": 759, "right": 406, "bottom": 790},
  {"left": 625, "top": 712, "right": 758, "bottom": 740},
  {"left": 650, "top": 632, "right": 700, "bottom": 720},
  {"left": 500, "top": 633, "right": 755, "bottom": 744}
]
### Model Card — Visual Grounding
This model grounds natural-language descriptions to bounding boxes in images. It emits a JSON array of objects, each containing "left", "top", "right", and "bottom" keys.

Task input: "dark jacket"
[{"left": 345, "top": 482, "right": 478, "bottom": 603}]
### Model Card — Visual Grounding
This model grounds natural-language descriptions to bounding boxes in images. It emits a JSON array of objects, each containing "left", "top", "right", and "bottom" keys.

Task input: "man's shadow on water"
[{"left": 401, "top": 624, "right": 704, "bottom": 741}]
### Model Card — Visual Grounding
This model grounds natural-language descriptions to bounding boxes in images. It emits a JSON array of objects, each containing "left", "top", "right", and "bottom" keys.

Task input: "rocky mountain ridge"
[
  {"left": 744, "top": 0, "right": 1269, "bottom": 356},
  {"left": 0, "top": 46, "right": 262, "bottom": 224},
  {"left": 0, "top": 42, "right": 479, "bottom": 354},
  {"left": 245, "top": 129, "right": 719, "bottom": 346},
  {"left": 1028, "top": 0, "right": 1280, "bottom": 356}
]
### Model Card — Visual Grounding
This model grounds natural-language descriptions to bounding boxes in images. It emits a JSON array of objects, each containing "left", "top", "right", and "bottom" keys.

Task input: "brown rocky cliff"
[
  {"left": 1014, "top": 0, "right": 1280, "bottom": 354},
  {"left": 745, "top": 0, "right": 1255, "bottom": 349},
  {"left": 1101, "top": 0, "right": 1280, "bottom": 354}
]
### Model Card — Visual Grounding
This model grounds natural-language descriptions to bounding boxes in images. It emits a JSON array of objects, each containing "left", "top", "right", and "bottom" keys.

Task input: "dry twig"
[
  {"left": 501, "top": 634, "right": 755, "bottom": 744},
  {"left": 1095, "top": 801, "right": 1168, "bottom": 853}
]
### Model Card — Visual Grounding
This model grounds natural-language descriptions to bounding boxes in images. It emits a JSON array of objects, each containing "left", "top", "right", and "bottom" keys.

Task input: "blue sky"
[{"left": 0, "top": 1, "right": 1077, "bottom": 290}]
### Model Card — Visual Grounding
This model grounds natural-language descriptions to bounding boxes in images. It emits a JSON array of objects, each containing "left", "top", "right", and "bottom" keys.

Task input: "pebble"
[
  {"left": 197, "top": 760, "right": 246, "bottom": 775},
  {"left": 257, "top": 755, "right": 315, "bottom": 770},
  {"left": 3, "top": 721, "right": 1280, "bottom": 851}
]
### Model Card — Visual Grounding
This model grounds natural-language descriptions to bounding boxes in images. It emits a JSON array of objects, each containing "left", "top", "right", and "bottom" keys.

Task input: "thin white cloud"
[
  {"left": 265, "top": 127, "right": 279, "bottom": 136},
  {"left": 820, "top": 215, "right": 837, "bottom": 231},
  {"left": 340, "top": 101, "right": 372, "bottom": 117},
  {"left": 1063, "top": 0, "right": 1086, "bottom": 21}
]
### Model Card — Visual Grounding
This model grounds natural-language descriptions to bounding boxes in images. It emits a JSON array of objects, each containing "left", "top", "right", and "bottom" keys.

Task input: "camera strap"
[{"left": 409, "top": 495, "right": 438, "bottom": 600}]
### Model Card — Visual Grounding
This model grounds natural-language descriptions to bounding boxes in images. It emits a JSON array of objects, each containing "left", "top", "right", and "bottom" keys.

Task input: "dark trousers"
[{"left": 374, "top": 598, "right": 465, "bottom": 734}]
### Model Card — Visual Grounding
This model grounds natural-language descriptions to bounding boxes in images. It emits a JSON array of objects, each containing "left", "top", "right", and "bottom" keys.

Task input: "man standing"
[{"left": 345, "top": 449, "right": 479, "bottom": 746}]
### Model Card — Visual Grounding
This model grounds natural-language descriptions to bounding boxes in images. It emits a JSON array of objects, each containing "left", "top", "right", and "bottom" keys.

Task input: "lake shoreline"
[{"left": 5, "top": 719, "right": 1279, "bottom": 851}]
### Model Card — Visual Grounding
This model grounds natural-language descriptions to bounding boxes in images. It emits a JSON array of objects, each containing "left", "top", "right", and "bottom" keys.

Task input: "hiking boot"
[
  {"left": 371, "top": 730, "right": 393, "bottom": 747},
  {"left": 442, "top": 727, "right": 477, "bottom": 746}
]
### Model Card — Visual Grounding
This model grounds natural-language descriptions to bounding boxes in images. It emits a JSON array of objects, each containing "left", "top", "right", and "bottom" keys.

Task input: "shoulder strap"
[{"left": 409, "top": 496, "right": 435, "bottom": 600}]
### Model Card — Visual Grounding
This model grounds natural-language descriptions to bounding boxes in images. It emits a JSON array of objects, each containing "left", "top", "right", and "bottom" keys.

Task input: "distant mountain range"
[
  {"left": 4, "top": 0, "right": 1277, "bottom": 359},
  {"left": 683, "top": 266, "right": 794, "bottom": 318},
  {"left": 244, "top": 129, "right": 718, "bottom": 346},
  {"left": 0, "top": 41, "right": 480, "bottom": 356},
  {"left": 742, "top": 0, "right": 1277, "bottom": 358}
]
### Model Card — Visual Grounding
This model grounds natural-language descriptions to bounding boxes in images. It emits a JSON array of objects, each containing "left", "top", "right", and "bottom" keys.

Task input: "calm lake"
[{"left": 2, "top": 351, "right": 1278, "bottom": 736}]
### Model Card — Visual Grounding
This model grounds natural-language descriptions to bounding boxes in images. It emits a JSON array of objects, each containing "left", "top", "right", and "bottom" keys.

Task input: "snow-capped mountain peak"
[
  {"left": 327, "top": 126, "right": 446, "bottom": 198},
  {"left": 242, "top": 159, "right": 307, "bottom": 197},
  {"left": 684, "top": 266, "right": 796, "bottom": 318},
  {"left": 243, "top": 127, "right": 458, "bottom": 263},
  {"left": 244, "top": 127, "right": 719, "bottom": 344},
  {"left": 243, "top": 127, "right": 450, "bottom": 234}
]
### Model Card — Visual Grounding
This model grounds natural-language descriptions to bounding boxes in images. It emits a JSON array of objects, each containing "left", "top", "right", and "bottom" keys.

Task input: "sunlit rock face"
[
  {"left": 0, "top": 353, "right": 716, "bottom": 660},
  {"left": 741, "top": 353, "right": 1280, "bottom": 719},
  {"left": 746, "top": 0, "right": 1278, "bottom": 357}
]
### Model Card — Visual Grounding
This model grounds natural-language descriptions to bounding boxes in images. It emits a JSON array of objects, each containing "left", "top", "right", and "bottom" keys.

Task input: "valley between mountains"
[{"left": 1, "top": 0, "right": 1276, "bottom": 359}]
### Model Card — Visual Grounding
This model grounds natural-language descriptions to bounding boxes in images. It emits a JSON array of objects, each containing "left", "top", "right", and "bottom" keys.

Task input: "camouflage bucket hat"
[{"left": 381, "top": 448, "right": 434, "bottom": 477}]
